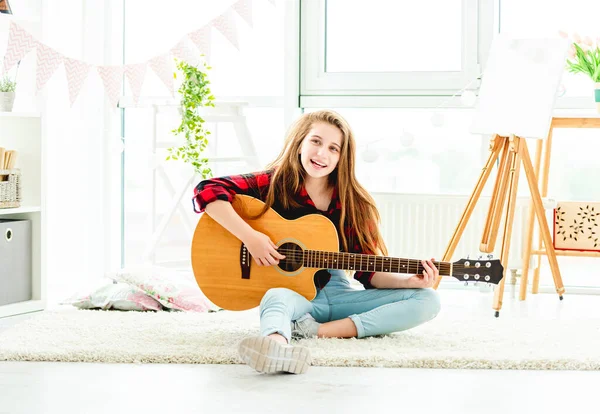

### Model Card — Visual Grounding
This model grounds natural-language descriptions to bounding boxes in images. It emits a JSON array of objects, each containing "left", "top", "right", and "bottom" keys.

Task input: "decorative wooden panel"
[{"left": 554, "top": 202, "right": 600, "bottom": 252}]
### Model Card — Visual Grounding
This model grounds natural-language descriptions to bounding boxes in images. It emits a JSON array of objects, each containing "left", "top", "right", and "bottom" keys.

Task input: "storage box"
[
  {"left": 0, "top": 219, "right": 32, "bottom": 306},
  {"left": 0, "top": 169, "right": 22, "bottom": 209},
  {"left": 553, "top": 202, "right": 600, "bottom": 252}
]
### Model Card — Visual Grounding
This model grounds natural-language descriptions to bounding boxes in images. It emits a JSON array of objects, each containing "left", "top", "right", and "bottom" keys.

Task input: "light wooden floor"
[{"left": 1, "top": 286, "right": 599, "bottom": 414}]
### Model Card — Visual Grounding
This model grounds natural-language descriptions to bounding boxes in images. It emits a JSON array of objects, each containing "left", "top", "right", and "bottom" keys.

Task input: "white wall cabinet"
[{"left": 0, "top": 112, "right": 45, "bottom": 318}]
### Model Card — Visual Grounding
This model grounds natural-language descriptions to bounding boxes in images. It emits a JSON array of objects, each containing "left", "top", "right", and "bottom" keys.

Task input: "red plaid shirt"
[{"left": 193, "top": 170, "right": 376, "bottom": 289}]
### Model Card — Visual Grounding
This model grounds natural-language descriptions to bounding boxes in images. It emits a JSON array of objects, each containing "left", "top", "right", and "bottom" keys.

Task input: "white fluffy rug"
[{"left": 1, "top": 307, "right": 599, "bottom": 370}]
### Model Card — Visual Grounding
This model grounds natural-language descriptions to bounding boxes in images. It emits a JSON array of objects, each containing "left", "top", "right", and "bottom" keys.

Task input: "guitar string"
[
  {"left": 269, "top": 257, "right": 480, "bottom": 271},
  {"left": 271, "top": 250, "right": 450, "bottom": 265},
  {"left": 272, "top": 248, "right": 483, "bottom": 266},
  {"left": 259, "top": 257, "right": 494, "bottom": 277},
  {"left": 273, "top": 247, "right": 497, "bottom": 265},
  {"left": 250, "top": 249, "right": 495, "bottom": 272},
  {"left": 246, "top": 253, "right": 497, "bottom": 278}
]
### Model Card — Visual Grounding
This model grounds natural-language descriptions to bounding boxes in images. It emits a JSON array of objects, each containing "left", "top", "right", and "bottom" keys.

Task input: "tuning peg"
[
  {"left": 487, "top": 254, "right": 494, "bottom": 260},
  {"left": 464, "top": 281, "right": 469, "bottom": 286},
  {"left": 478, "top": 254, "right": 483, "bottom": 260}
]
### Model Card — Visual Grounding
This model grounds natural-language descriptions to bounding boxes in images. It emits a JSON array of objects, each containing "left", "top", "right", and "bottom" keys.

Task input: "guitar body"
[{"left": 191, "top": 195, "right": 339, "bottom": 311}]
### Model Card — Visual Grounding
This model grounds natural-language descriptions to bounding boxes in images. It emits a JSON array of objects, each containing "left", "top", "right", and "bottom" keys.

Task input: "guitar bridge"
[{"left": 240, "top": 244, "right": 250, "bottom": 279}]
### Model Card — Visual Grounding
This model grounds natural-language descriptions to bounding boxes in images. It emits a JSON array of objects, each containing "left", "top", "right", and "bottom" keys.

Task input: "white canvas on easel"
[
  {"left": 436, "top": 35, "right": 571, "bottom": 315},
  {"left": 471, "top": 34, "right": 570, "bottom": 139}
]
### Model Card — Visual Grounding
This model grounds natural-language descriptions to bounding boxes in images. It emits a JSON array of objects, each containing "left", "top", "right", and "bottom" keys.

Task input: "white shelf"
[
  {"left": 0, "top": 10, "right": 45, "bottom": 320},
  {"left": 0, "top": 206, "right": 41, "bottom": 215},
  {"left": 553, "top": 110, "right": 600, "bottom": 118},
  {"left": 0, "top": 300, "right": 45, "bottom": 319},
  {"left": 0, "top": 112, "right": 41, "bottom": 119}
]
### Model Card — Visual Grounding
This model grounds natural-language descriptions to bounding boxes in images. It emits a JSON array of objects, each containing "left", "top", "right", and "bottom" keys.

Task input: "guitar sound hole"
[{"left": 277, "top": 242, "right": 304, "bottom": 272}]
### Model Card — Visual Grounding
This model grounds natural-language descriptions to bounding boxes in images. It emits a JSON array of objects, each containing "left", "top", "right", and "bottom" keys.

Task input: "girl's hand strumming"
[
  {"left": 406, "top": 258, "right": 439, "bottom": 288},
  {"left": 243, "top": 230, "right": 286, "bottom": 266}
]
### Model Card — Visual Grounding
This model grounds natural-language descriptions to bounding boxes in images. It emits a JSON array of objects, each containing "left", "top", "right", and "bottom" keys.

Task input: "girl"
[{"left": 193, "top": 110, "right": 441, "bottom": 374}]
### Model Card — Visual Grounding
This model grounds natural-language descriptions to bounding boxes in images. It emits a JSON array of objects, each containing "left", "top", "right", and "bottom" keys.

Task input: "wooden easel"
[{"left": 433, "top": 133, "right": 565, "bottom": 317}]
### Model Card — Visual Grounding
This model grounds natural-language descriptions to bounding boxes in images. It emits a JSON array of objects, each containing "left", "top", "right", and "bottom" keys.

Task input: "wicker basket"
[{"left": 0, "top": 169, "right": 22, "bottom": 209}]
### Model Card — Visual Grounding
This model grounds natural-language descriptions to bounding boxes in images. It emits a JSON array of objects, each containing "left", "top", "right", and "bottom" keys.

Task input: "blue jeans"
[{"left": 259, "top": 269, "right": 441, "bottom": 342}]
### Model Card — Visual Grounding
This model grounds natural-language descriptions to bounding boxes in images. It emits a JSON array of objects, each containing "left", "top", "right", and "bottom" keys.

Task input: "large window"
[
  {"left": 325, "top": 1, "right": 462, "bottom": 73},
  {"left": 120, "top": 0, "right": 286, "bottom": 268},
  {"left": 300, "top": 0, "right": 494, "bottom": 105},
  {"left": 123, "top": 0, "right": 285, "bottom": 97},
  {"left": 115, "top": 0, "right": 600, "bottom": 293}
]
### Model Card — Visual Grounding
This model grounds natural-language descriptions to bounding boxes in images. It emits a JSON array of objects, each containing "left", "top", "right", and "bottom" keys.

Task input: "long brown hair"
[{"left": 257, "top": 110, "right": 388, "bottom": 256}]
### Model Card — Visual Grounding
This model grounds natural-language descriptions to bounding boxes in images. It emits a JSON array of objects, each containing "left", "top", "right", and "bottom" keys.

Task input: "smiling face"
[{"left": 299, "top": 122, "right": 343, "bottom": 183}]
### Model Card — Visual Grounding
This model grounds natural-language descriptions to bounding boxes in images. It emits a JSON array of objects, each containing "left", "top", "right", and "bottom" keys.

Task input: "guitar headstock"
[{"left": 451, "top": 258, "right": 504, "bottom": 285}]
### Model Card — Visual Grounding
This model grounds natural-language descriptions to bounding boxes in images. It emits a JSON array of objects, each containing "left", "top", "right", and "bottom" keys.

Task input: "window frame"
[{"left": 300, "top": 0, "right": 495, "bottom": 107}]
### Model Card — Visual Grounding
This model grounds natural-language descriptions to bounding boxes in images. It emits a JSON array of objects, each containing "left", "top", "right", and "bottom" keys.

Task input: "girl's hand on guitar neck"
[
  {"left": 243, "top": 229, "right": 286, "bottom": 267},
  {"left": 405, "top": 259, "right": 439, "bottom": 289}
]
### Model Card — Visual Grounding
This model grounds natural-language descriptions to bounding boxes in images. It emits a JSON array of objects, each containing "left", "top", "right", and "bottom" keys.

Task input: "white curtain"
[{"left": 40, "top": 0, "right": 122, "bottom": 303}]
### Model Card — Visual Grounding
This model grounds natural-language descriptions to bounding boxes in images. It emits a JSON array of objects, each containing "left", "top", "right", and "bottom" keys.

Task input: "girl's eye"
[
  {"left": 330, "top": 147, "right": 338, "bottom": 152},
  {"left": 311, "top": 139, "right": 320, "bottom": 144}
]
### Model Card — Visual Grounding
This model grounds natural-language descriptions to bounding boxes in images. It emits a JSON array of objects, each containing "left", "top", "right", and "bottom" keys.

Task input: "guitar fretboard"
[{"left": 302, "top": 250, "right": 452, "bottom": 276}]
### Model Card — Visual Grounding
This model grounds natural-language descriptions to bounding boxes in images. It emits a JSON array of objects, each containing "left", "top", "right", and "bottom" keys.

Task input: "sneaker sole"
[{"left": 238, "top": 336, "right": 311, "bottom": 374}]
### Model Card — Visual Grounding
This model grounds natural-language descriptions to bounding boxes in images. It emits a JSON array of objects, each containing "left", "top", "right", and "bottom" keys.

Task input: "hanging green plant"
[{"left": 167, "top": 59, "right": 215, "bottom": 179}]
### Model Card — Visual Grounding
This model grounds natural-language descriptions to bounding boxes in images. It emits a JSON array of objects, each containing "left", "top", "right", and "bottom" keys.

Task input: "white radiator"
[{"left": 371, "top": 193, "right": 531, "bottom": 270}]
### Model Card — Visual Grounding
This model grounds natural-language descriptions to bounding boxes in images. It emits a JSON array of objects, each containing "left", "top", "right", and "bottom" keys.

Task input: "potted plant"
[
  {"left": 0, "top": 75, "right": 16, "bottom": 112},
  {"left": 166, "top": 59, "right": 215, "bottom": 180},
  {"left": 563, "top": 32, "right": 600, "bottom": 112}
]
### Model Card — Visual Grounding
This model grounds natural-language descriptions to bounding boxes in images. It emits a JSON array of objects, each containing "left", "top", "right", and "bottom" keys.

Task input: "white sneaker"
[{"left": 237, "top": 336, "right": 311, "bottom": 374}]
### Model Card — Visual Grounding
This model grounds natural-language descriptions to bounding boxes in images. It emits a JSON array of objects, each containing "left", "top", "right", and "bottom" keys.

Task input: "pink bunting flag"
[
  {"left": 2, "top": 21, "right": 37, "bottom": 74},
  {"left": 97, "top": 65, "right": 124, "bottom": 108},
  {"left": 36, "top": 43, "right": 64, "bottom": 94},
  {"left": 64, "top": 57, "right": 91, "bottom": 106},
  {"left": 124, "top": 62, "right": 147, "bottom": 105},
  {"left": 148, "top": 54, "right": 174, "bottom": 96},
  {"left": 212, "top": 9, "right": 240, "bottom": 50},
  {"left": 233, "top": 0, "right": 253, "bottom": 27},
  {"left": 188, "top": 26, "right": 212, "bottom": 64},
  {"left": 171, "top": 39, "right": 201, "bottom": 67}
]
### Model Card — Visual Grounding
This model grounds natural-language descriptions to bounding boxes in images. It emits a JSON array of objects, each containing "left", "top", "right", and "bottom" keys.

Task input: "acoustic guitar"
[{"left": 191, "top": 195, "right": 504, "bottom": 311}]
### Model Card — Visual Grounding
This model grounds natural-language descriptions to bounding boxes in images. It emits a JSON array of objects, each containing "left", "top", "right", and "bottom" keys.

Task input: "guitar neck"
[{"left": 303, "top": 250, "right": 453, "bottom": 276}]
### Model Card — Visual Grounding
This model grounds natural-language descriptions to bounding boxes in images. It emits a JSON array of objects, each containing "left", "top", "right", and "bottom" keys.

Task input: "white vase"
[{"left": 0, "top": 92, "right": 15, "bottom": 112}]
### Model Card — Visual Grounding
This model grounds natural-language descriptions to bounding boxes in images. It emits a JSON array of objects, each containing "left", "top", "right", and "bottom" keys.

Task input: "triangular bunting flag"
[
  {"left": 148, "top": 54, "right": 175, "bottom": 96},
  {"left": 3, "top": 8, "right": 257, "bottom": 109},
  {"left": 97, "top": 65, "right": 124, "bottom": 108},
  {"left": 212, "top": 9, "right": 240, "bottom": 50},
  {"left": 171, "top": 39, "right": 201, "bottom": 67},
  {"left": 64, "top": 57, "right": 91, "bottom": 107},
  {"left": 36, "top": 43, "right": 64, "bottom": 94},
  {"left": 233, "top": 0, "right": 253, "bottom": 28},
  {"left": 2, "top": 21, "right": 37, "bottom": 74},
  {"left": 188, "top": 26, "right": 212, "bottom": 65},
  {"left": 124, "top": 62, "right": 147, "bottom": 105}
]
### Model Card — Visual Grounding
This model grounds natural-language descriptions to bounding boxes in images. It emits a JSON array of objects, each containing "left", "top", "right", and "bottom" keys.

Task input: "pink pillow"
[
  {"left": 62, "top": 282, "right": 162, "bottom": 311},
  {"left": 107, "top": 266, "right": 214, "bottom": 312}
]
